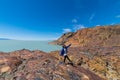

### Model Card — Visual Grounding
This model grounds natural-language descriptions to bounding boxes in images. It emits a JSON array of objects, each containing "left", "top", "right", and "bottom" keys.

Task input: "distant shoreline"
[
  {"left": 0, "top": 40, "right": 61, "bottom": 53},
  {"left": 0, "top": 38, "right": 11, "bottom": 40}
]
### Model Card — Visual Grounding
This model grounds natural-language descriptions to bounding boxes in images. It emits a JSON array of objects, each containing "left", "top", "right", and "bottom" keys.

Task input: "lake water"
[{"left": 0, "top": 40, "right": 61, "bottom": 52}]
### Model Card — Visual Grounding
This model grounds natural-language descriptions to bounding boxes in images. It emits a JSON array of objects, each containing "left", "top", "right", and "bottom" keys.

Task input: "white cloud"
[
  {"left": 111, "top": 23, "right": 115, "bottom": 25},
  {"left": 116, "top": 15, "right": 120, "bottom": 18},
  {"left": 63, "top": 28, "right": 72, "bottom": 33},
  {"left": 62, "top": 24, "right": 86, "bottom": 33},
  {"left": 96, "top": 25, "right": 100, "bottom": 26},
  {"left": 89, "top": 13, "right": 95, "bottom": 23},
  {"left": 73, "top": 24, "right": 86, "bottom": 31},
  {"left": 72, "top": 19, "right": 77, "bottom": 23}
]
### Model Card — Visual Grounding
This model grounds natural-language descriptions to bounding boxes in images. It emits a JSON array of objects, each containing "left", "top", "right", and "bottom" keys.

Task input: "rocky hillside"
[
  {"left": 53, "top": 25, "right": 120, "bottom": 47},
  {"left": 50, "top": 25, "right": 120, "bottom": 80},
  {"left": 0, "top": 49, "right": 103, "bottom": 80}
]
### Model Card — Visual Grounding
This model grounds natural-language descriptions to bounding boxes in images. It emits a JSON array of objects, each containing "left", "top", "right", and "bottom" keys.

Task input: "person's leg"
[
  {"left": 66, "top": 55, "right": 72, "bottom": 63},
  {"left": 64, "top": 56, "right": 67, "bottom": 63}
]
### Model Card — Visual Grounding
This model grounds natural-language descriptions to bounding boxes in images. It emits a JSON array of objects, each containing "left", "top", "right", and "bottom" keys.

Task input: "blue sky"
[{"left": 0, "top": 0, "right": 120, "bottom": 40}]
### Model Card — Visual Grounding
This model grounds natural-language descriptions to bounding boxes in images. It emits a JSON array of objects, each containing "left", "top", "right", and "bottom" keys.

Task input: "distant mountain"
[{"left": 0, "top": 38, "right": 11, "bottom": 40}]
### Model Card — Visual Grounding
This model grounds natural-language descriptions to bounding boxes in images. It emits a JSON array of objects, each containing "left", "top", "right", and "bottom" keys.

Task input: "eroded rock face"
[{"left": 0, "top": 50, "right": 103, "bottom": 80}]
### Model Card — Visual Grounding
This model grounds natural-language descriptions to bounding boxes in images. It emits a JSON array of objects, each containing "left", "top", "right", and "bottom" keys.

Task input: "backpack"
[{"left": 60, "top": 48, "right": 64, "bottom": 56}]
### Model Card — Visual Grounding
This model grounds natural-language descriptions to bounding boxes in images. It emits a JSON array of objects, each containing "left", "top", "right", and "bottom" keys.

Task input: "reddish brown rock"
[
  {"left": 50, "top": 32, "right": 74, "bottom": 45},
  {"left": 0, "top": 49, "right": 103, "bottom": 80},
  {"left": 53, "top": 25, "right": 120, "bottom": 47}
]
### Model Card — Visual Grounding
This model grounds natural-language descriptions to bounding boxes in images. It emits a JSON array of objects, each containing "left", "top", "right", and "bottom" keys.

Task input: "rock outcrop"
[
  {"left": 0, "top": 49, "right": 103, "bottom": 80},
  {"left": 50, "top": 32, "right": 74, "bottom": 45}
]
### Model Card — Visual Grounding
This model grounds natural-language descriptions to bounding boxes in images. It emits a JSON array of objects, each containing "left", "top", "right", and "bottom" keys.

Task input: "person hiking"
[{"left": 60, "top": 44, "right": 73, "bottom": 64}]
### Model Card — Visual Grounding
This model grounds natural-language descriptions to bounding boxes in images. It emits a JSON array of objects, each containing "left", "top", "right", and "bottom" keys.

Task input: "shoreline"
[{"left": 0, "top": 40, "right": 61, "bottom": 53}]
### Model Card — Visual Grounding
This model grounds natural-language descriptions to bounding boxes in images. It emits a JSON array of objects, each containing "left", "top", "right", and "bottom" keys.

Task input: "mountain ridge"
[{"left": 52, "top": 24, "right": 120, "bottom": 47}]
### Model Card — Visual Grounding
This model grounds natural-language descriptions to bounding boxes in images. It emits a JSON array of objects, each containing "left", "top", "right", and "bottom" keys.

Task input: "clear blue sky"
[{"left": 0, "top": 0, "right": 120, "bottom": 40}]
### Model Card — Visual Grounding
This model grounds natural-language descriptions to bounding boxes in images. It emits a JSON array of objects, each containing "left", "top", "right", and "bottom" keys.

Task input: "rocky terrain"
[
  {"left": 0, "top": 25, "right": 120, "bottom": 80},
  {"left": 0, "top": 49, "right": 103, "bottom": 80},
  {"left": 50, "top": 25, "right": 120, "bottom": 80}
]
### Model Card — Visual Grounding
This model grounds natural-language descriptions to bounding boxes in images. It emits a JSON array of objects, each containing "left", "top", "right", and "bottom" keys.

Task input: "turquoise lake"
[{"left": 0, "top": 40, "right": 61, "bottom": 52}]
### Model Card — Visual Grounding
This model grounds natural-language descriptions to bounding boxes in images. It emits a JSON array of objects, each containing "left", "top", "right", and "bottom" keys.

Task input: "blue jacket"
[{"left": 60, "top": 44, "right": 71, "bottom": 56}]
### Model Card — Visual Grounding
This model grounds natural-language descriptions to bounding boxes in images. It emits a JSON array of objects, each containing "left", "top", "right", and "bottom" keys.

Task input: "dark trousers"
[{"left": 64, "top": 55, "right": 72, "bottom": 63}]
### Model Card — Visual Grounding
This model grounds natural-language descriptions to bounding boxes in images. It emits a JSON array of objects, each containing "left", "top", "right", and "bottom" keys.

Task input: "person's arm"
[{"left": 66, "top": 44, "right": 71, "bottom": 48}]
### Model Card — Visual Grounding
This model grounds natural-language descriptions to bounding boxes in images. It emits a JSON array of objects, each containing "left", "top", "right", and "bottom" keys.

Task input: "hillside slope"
[
  {"left": 51, "top": 25, "right": 120, "bottom": 79},
  {"left": 0, "top": 49, "right": 103, "bottom": 80},
  {"left": 54, "top": 25, "right": 120, "bottom": 47}
]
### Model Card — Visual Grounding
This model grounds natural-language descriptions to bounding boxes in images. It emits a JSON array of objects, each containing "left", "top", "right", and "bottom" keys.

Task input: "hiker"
[{"left": 60, "top": 44, "right": 72, "bottom": 63}]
